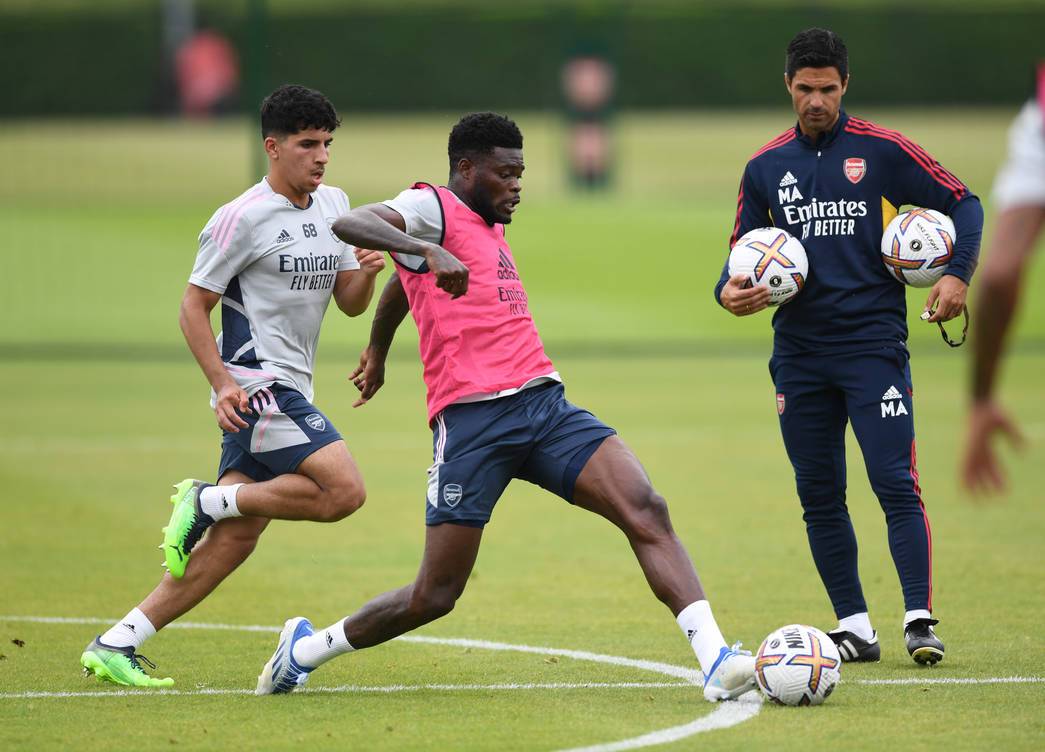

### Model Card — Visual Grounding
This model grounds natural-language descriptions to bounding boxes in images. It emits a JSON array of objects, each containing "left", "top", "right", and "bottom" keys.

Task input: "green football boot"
[
  {"left": 80, "top": 637, "right": 174, "bottom": 688},
  {"left": 161, "top": 479, "right": 214, "bottom": 579}
]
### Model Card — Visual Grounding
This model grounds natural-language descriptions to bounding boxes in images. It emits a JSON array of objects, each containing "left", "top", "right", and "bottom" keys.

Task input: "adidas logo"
[
  {"left": 221, "top": 494, "right": 229, "bottom": 510},
  {"left": 275, "top": 229, "right": 293, "bottom": 244},
  {"left": 881, "top": 385, "right": 902, "bottom": 401},
  {"left": 779, "top": 171, "right": 798, "bottom": 187},
  {"left": 881, "top": 385, "right": 908, "bottom": 418},
  {"left": 497, "top": 248, "right": 519, "bottom": 280},
  {"left": 325, "top": 631, "right": 334, "bottom": 648},
  {"left": 123, "top": 623, "right": 136, "bottom": 632}
]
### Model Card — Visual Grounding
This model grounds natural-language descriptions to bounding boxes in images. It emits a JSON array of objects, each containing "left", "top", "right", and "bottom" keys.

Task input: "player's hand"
[
  {"left": 424, "top": 244, "right": 470, "bottom": 299},
  {"left": 214, "top": 382, "right": 251, "bottom": 432},
  {"left": 923, "top": 275, "right": 967, "bottom": 322},
  {"left": 355, "top": 247, "right": 386, "bottom": 276},
  {"left": 349, "top": 346, "right": 387, "bottom": 407},
  {"left": 961, "top": 400, "right": 1025, "bottom": 496},
  {"left": 720, "top": 274, "right": 771, "bottom": 316}
]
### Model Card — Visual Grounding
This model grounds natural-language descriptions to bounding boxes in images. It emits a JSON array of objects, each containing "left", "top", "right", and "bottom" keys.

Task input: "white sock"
[
  {"left": 676, "top": 600, "right": 729, "bottom": 676},
  {"left": 291, "top": 619, "right": 355, "bottom": 669},
  {"left": 199, "top": 483, "right": 244, "bottom": 521},
  {"left": 904, "top": 609, "right": 932, "bottom": 627},
  {"left": 837, "top": 612, "right": 875, "bottom": 640},
  {"left": 100, "top": 608, "right": 156, "bottom": 650}
]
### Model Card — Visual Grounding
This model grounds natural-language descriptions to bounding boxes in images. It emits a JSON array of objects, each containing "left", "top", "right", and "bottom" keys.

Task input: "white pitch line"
[
  {"left": 403, "top": 635, "right": 702, "bottom": 682},
  {"left": 560, "top": 697, "right": 762, "bottom": 752},
  {"left": 0, "top": 682, "right": 691, "bottom": 700},
  {"left": 0, "top": 615, "right": 702, "bottom": 683},
  {"left": 0, "top": 615, "right": 280, "bottom": 633},
  {"left": 853, "top": 676, "right": 1045, "bottom": 686},
  {"left": 1, "top": 614, "right": 752, "bottom": 752}
]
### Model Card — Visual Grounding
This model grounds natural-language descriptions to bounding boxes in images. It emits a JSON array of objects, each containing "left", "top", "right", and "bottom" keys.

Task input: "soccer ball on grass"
[{"left": 755, "top": 624, "right": 841, "bottom": 706}]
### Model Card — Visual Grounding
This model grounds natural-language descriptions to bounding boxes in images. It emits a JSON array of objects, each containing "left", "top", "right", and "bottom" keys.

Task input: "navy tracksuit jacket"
[{"left": 715, "top": 111, "right": 984, "bottom": 619}]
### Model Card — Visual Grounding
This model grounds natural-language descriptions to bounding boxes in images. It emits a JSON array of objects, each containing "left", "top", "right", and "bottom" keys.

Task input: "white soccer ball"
[
  {"left": 880, "top": 208, "right": 955, "bottom": 287},
  {"left": 755, "top": 624, "right": 841, "bottom": 706},
  {"left": 728, "top": 227, "right": 808, "bottom": 306}
]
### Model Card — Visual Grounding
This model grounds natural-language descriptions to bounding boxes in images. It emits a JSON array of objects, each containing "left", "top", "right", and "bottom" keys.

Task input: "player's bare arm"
[
  {"left": 333, "top": 204, "right": 469, "bottom": 298},
  {"left": 332, "top": 248, "right": 386, "bottom": 317},
  {"left": 349, "top": 272, "right": 410, "bottom": 407},
  {"left": 961, "top": 205, "right": 1042, "bottom": 492},
  {"left": 719, "top": 273, "right": 772, "bottom": 316},
  {"left": 178, "top": 283, "right": 251, "bottom": 432}
]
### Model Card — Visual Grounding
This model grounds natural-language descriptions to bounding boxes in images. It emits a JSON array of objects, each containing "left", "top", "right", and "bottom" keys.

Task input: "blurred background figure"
[
  {"left": 175, "top": 29, "right": 240, "bottom": 117},
  {"left": 161, "top": 0, "right": 240, "bottom": 117},
  {"left": 562, "top": 54, "right": 615, "bottom": 190},
  {"left": 961, "top": 62, "right": 1045, "bottom": 494}
]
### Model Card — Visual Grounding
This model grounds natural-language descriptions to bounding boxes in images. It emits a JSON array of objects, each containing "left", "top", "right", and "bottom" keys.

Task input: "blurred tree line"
[{"left": 1, "top": 0, "right": 1042, "bottom": 116}]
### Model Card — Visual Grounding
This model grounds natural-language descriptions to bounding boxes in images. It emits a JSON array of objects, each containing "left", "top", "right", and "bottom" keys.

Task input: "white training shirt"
[
  {"left": 189, "top": 177, "right": 359, "bottom": 403},
  {"left": 381, "top": 187, "right": 561, "bottom": 403},
  {"left": 382, "top": 186, "right": 448, "bottom": 269},
  {"left": 993, "top": 100, "right": 1045, "bottom": 212}
]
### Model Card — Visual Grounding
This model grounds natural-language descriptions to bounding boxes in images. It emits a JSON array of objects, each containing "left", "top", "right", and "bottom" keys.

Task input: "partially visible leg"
[
  {"left": 142, "top": 517, "right": 270, "bottom": 628},
  {"left": 843, "top": 351, "right": 942, "bottom": 664},
  {"left": 84, "top": 470, "right": 268, "bottom": 686},
  {"left": 571, "top": 436, "right": 703, "bottom": 613},
  {"left": 166, "top": 440, "right": 366, "bottom": 578},
  {"left": 342, "top": 523, "right": 483, "bottom": 648},
  {"left": 845, "top": 359, "right": 932, "bottom": 619},
  {"left": 567, "top": 435, "right": 752, "bottom": 700},
  {"left": 256, "top": 523, "right": 483, "bottom": 694},
  {"left": 774, "top": 360, "right": 866, "bottom": 623},
  {"left": 167, "top": 390, "right": 369, "bottom": 577},
  {"left": 229, "top": 440, "right": 366, "bottom": 523}
]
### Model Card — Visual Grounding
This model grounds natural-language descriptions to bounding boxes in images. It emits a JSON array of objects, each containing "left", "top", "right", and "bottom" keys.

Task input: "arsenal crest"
[
  {"left": 844, "top": 157, "right": 866, "bottom": 184},
  {"left": 776, "top": 393, "right": 786, "bottom": 415}
]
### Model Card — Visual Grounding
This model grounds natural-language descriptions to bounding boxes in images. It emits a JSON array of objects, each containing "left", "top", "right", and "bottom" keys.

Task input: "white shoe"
[
  {"left": 256, "top": 617, "right": 314, "bottom": 696},
  {"left": 703, "top": 643, "right": 757, "bottom": 702}
]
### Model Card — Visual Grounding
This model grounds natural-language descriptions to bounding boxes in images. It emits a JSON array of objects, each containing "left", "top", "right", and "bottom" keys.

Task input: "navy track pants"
[{"left": 770, "top": 347, "right": 933, "bottom": 619}]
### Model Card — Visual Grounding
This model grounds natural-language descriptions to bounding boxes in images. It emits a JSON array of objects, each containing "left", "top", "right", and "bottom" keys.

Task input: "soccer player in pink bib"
[{"left": 256, "top": 113, "right": 756, "bottom": 702}]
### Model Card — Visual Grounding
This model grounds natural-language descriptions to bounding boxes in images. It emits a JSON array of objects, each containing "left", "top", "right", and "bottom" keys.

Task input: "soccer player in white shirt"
[{"left": 80, "top": 85, "right": 385, "bottom": 687}]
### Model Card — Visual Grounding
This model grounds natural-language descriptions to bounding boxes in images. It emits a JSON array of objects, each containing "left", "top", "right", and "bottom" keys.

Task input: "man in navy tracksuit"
[{"left": 715, "top": 28, "right": 983, "bottom": 665}]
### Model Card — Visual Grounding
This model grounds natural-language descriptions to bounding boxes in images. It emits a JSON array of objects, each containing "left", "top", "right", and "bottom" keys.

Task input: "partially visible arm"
[
  {"left": 961, "top": 205, "right": 1043, "bottom": 493},
  {"left": 971, "top": 206, "right": 1045, "bottom": 399},
  {"left": 923, "top": 195, "right": 983, "bottom": 323},
  {"left": 333, "top": 204, "right": 469, "bottom": 299},
  {"left": 716, "top": 162, "right": 773, "bottom": 316},
  {"left": 888, "top": 137, "right": 984, "bottom": 321},
  {"left": 348, "top": 272, "right": 411, "bottom": 407},
  {"left": 332, "top": 248, "right": 386, "bottom": 317},
  {"left": 942, "top": 196, "right": 984, "bottom": 285},
  {"left": 178, "top": 284, "right": 251, "bottom": 432}
]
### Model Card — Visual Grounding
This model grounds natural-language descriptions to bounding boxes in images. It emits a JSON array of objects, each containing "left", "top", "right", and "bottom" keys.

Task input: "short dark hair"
[
  {"left": 448, "top": 112, "right": 523, "bottom": 173},
  {"left": 260, "top": 85, "right": 340, "bottom": 138},
  {"left": 785, "top": 28, "right": 848, "bottom": 81}
]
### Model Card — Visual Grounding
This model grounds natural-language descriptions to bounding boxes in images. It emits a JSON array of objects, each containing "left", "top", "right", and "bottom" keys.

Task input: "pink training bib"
[{"left": 395, "top": 183, "right": 555, "bottom": 423}]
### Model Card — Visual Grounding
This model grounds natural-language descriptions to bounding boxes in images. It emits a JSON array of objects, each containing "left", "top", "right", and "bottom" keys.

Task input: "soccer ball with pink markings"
[
  {"left": 728, "top": 227, "right": 808, "bottom": 306},
  {"left": 755, "top": 624, "right": 841, "bottom": 706},
  {"left": 881, "top": 207, "right": 955, "bottom": 287}
]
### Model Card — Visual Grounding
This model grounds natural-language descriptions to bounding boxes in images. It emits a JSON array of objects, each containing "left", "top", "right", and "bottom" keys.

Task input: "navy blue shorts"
[
  {"left": 425, "top": 382, "right": 616, "bottom": 528},
  {"left": 217, "top": 384, "right": 342, "bottom": 482}
]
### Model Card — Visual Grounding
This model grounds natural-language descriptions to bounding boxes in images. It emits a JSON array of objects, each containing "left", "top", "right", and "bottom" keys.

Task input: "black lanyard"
[{"left": 936, "top": 305, "right": 969, "bottom": 348}]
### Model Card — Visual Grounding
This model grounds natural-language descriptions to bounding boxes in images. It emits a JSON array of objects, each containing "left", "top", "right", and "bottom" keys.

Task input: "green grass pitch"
[{"left": 0, "top": 110, "right": 1043, "bottom": 750}]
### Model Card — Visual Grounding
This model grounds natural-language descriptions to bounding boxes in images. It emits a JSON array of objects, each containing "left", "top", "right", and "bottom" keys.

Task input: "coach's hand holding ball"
[
  {"left": 721, "top": 274, "right": 772, "bottom": 316},
  {"left": 723, "top": 227, "right": 809, "bottom": 315}
]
